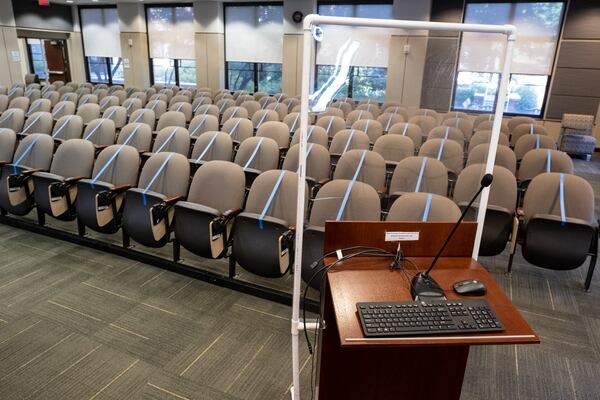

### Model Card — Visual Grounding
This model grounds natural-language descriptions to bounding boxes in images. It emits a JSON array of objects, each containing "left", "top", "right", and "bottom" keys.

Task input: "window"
[
  {"left": 26, "top": 39, "right": 47, "bottom": 80},
  {"left": 453, "top": 2, "right": 565, "bottom": 116},
  {"left": 315, "top": 2, "right": 393, "bottom": 102},
  {"left": 80, "top": 6, "right": 123, "bottom": 85},
  {"left": 146, "top": 5, "right": 196, "bottom": 87},
  {"left": 225, "top": 4, "right": 283, "bottom": 93}
]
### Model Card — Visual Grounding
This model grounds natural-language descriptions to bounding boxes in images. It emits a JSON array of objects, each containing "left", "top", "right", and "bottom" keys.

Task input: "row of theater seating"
[{"left": 0, "top": 80, "right": 596, "bottom": 291}]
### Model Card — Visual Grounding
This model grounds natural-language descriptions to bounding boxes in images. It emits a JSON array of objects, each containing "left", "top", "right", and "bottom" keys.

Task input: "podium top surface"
[{"left": 326, "top": 256, "right": 539, "bottom": 347}]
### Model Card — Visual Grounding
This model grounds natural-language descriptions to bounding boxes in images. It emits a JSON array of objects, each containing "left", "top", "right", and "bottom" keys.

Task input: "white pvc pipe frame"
[{"left": 290, "top": 15, "right": 516, "bottom": 400}]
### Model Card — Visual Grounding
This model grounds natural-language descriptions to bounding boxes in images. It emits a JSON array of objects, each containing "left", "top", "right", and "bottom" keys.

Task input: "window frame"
[
  {"left": 314, "top": 64, "right": 388, "bottom": 102},
  {"left": 451, "top": 0, "right": 566, "bottom": 117},
  {"left": 223, "top": 2, "right": 284, "bottom": 93},
  {"left": 26, "top": 39, "right": 48, "bottom": 80},
  {"left": 144, "top": 3, "right": 196, "bottom": 87},
  {"left": 225, "top": 61, "right": 282, "bottom": 93}
]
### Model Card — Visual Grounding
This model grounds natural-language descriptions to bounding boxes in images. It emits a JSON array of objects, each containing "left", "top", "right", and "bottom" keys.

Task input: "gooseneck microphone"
[{"left": 410, "top": 173, "right": 494, "bottom": 300}]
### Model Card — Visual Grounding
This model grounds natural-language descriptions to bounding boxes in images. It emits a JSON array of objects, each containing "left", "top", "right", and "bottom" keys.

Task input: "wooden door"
[{"left": 44, "top": 40, "right": 71, "bottom": 83}]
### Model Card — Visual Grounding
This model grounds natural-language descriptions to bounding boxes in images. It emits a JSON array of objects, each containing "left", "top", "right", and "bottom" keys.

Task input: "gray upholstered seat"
[
  {"left": 510, "top": 123, "right": 548, "bottom": 146},
  {"left": 232, "top": 169, "right": 308, "bottom": 278},
  {"left": 116, "top": 123, "right": 152, "bottom": 153},
  {"left": 169, "top": 102, "right": 193, "bottom": 122},
  {"left": 383, "top": 105, "right": 410, "bottom": 121},
  {"left": 257, "top": 121, "right": 290, "bottom": 150},
  {"left": 316, "top": 115, "right": 345, "bottom": 138},
  {"left": 156, "top": 111, "right": 186, "bottom": 131},
  {"left": 42, "top": 91, "right": 60, "bottom": 107},
  {"left": 466, "top": 143, "right": 517, "bottom": 175},
  {"left": 20, "top": 111, "right": 53, "bottom": 136},
  {"left": 372, "top": 134, "right": 414, "bottom": 169},
  {"left": 220, "top": 106, "right": 248, "bottom": 125},
  {"left": 122, "top": 152, "right": 190, "bottom": 248},
  {"left": 387, "top": 192, "right": 461, "bottom": 222},
  {"left": 32, "top": 139, "right": 95, "bottom": 220},
  {"left": 282, "top": 143, "right": 331, "bottom": 186},
  {"left": 346, "top": 109, "right": 373, "bottom": 126},
  {"left": 518, "top": 148, "right": 573, "bottom": 184},
  {"left": 52, "top": 115, "right": 84, "bottom": 142},
  {"left": 78, "top": 94, "right": 98, "bottom": 107},
  {"left": 475, "top": 119, "right": 509, "bottom": 134},
  {"left": 123, "top": 98, "right": 142, "bottom": 115},
  {"left": 195, "top": 104, "right": 220, "bottom": 118},
  {"left": 389, "top": 156, "right": 448, "bottom": 198},
  {"left": 76, "top": 144, "right": 140, "bottom": 234},
  {"left": 356, "top": 103, "right": 380, "bottom": 118},
  {"left": 129, "top": 108, "right": 156, "bottom": 129},
  {"left": 83, "top": 118, "right": 117, "bottom": 148},
  {"left": 188, "top": 114, "right": 219, "bottom": 139},
  {"left": 99, "top": 95, "right": 119, "bottom": 113},
  {"left": 0, "top": 128, "right": 16, "bottom": 163},
  {"left": 190, "top": 131, "right": 233, "bottom": 164},
  {"left": 251, "top": 109, "right": 278, "bottom": 130},
  {"left": 174, "top": 160, "right": 246, "bottom": 260},
  {"left": 290, "top": 126, "right": 329, "bottom": 148},
  {"left": 52, "top": 101, "right": 76, "bottom": 121},
  {"left": 333, "top": 149, "right": 386, "bottom": 193},
  {"left": 145, "top": 99, "right": 167, "bottom": 120},
  {"left": 77, "top": 103, "right": 101, "bottom": 125},
  {"left": 266, "top": 102, "right": 288, "bottom": 121},
  {"left": 455, "top": 164, "right": 517, "bottom": 256},
  {"left": 468, "top": 130, "right": 510, "bottom": 153},
  {"left": 352, "top": 119, "right": 383, "bottom": 144},
  {"left": 388, "top": 122, "right": 424, "bottom": 150},
  {"left": 233, "top": 136, "right": 280, "bottom": 185},
  {"left": 241, "top": 100, "right": 261, "bottom": 118},
  {"left": 26, "top": 98, "right": 52, "bottom": 116},
  {"left": 222, "top": 117, "right": 253, "bottom": 145},
  {"left": 329, "top": 129, "right": 369, "bottom": 158},
  {"left": 103, "top": 106, "right": 128, "bottom": 129},
  {"left": 0, "top": 108, "right": 25, "bottom": 132},
  {"left": 508, "top": 116, "right": 536, "bottom": 133},
  {"left": 8, "top": 97, "right": 30, "bottom": 113},
  {"left": 378, "top": 112, "right": 405, "bottom": 133},
  {"left": 508, "top": 172, "right": 597, "bottom": 290},
  {"left": 441, "top": 117, "right": 474, "bottom": 141},
  {"left": 150, "top": 127, "right": 190, "bottom": 156},
  {"left": 427, "top": 126, "right": 465, "bottom": 149},
  {"left": 418, "top": 138, "right": 464, "bottom": 176},
  {"left": 514, "top": 134, "right": 557, "bottom": 161}
]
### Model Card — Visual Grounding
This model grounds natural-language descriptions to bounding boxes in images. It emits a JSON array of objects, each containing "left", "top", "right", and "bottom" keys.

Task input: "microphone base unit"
[{"left": 410, "top": 272, "right": 446, "bottom": 301}]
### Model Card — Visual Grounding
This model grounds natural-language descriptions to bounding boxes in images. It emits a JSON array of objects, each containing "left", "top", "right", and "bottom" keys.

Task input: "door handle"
[{"left": 48, "top": 71, "right": 65, "bottom": 75}]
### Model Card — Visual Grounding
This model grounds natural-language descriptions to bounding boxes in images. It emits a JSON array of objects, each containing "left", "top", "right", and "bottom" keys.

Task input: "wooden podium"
[{"left": 316, "top": 221, "right": 538, "bottom": 399}]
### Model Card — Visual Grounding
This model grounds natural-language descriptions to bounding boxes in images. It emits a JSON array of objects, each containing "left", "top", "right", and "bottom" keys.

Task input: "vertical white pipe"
[
  {"left": 472, "top": 34, "right": 516, "bottom": 259},
  {"left": 290, "top": 25, "right": 314, "bottom": 400}
]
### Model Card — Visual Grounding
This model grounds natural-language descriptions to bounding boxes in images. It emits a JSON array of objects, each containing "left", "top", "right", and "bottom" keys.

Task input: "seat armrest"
[
  {"left": 163, "top": 195, "right": 184, "bottom": 206},
  {"left": 222, "top": 207, "right": 243, "bottom": 219},
  {"left": 63, "top": 176, "right": 86, "bottom": 185},
  {"left": 0, "top": 161, "right": 5, "bottom": 168},
  {"left": 22, "top": 168, "right": 46, "bottom": 176},
  {"left": 110, "top": 184, "right": 131, "bottom": 193}
]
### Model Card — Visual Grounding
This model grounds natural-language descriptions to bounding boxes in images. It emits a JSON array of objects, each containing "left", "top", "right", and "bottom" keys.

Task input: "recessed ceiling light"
[{"left": 66, "top": 0, "right": 73, "bottom": 3}]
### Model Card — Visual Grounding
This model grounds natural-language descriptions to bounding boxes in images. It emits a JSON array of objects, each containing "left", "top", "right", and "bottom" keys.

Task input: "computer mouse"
[{"left": 453, "top": 279, "right": 487, "bottom": 296}]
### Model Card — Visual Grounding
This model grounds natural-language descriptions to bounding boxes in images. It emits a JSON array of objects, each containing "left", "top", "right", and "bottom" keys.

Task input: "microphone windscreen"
[{"left": 481, "top": 173, "right": 494, "bottom": 187}]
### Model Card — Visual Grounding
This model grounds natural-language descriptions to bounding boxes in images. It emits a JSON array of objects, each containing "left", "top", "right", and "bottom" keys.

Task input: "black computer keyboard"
[{"left": 356, "top": 299, "right": 504, "bottom": 337}]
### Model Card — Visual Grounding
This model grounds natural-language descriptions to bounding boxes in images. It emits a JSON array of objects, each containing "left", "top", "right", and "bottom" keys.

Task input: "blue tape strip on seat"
[
  {"left": 326, "top": 117, "right": 334, "bottom": 136},
  {"left": 243, "top": 137, "right": 265, "bottom": 170},
  {"left": 422, "top": 193, "right": 433, "bottom": 222},
  {"left": 0, "top": 110, "right": 15, "bottom": 124},
  {"left": 415, "top": 157, "right": 427, "bottom": 192},
  {"left": 142, "top": 152, "right": 174, "bottom": 206},
  {"left": 258, "top": 170, "right": 286, "bottom": 230},
  {"left": 436, "top": 139, "right": 446, "bottom": 161},
  {"left": 132, "top": 110, "right": 147, "bottom": 124},
  {"left": 455, "top": 117, "right": 459, "bottom": 128},
  {"left": 546, "top": 148, "right": 552, "bottom": 173},
  {"left": 336, "top": 149, "right": 368, "bottom": 221},
  {"left": 385, "top": 114, "right": 393, "bottom": 132},
  {"left": 150, "top": 101, "right": 160, "bottom": 111},
  {"left": 103, "top": 107, "right": 118, "bottom": 121},
  {"left": 536, "top": 134, "right": 540, "bottom": 149},
  {"left": 195, "top": 132, "right": 220, "bottom": 163},
  {"left": 444, "top": 127, "right": 449, "bottom": 140},
  {"left": 306, "top": 126, "right": 315, "bottom": 142},
  {"left": 256, "top": 112, "right": 269, "bottom": 130},
  {"left": 402, "top": 123, "right": 409, "bottom": 136},
  {"left": 90, "top": 124, "right": 142, "bottom": 187},
  {"left": 227, "top": 119, "right": 242, "bottom": 138},
  {"left": 219, "top": 101, "right": 228, "bottom": 113},
  {"left": 529, "top": 124, "right": 533, "bottom": 135},
  {"left": 559, "top": 173, "right": 566, "bottom": 225},
  {"left": 175, "top": 103, "right": 185, "bottom": 112},
  {"left": 342, "top": 129, "right": 356, "bottom": 155},
  {"left": 154, "top": 127, "right": 179, "bottom": 154},
  {"left": 290, "top": 113, "right": 300, "bottom": 133},
  {"left": 52, "top": 115, "right": 73, "bottom": 138},
  {"left": 21, "top": 113, "right": 43, "bottom": 134},
  {"left": 12, "top": 136, "right": 40, "bottom": 174},
  {"left": 52, "top": 103, "right": 66, "bottom": 117}
]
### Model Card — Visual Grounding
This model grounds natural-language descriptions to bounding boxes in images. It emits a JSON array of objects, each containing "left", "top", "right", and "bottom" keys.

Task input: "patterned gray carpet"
[{"left": 0, "top": 156, "right": 598, "bottom": 399}]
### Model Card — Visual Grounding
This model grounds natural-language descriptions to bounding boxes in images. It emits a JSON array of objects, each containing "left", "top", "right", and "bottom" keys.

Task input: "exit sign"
[{"left": 39, "top": 0, "right": 50, "bottom": 6}]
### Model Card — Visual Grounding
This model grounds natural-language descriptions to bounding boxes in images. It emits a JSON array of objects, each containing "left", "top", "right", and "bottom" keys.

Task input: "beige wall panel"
[
  {"left": 2, "top": 27, "right": 24, "bottom": 85},
  {"left": 120, "top": 32, "right": 150, "bottom": 89},
  {"left": 68, "top": 32, "right": 86, "bottom": 84},
  {"left": 282, "top": 34, "right": 300, "bottom": 96},
  {"left": 386, "top": 36, "right": 407, "bottom": 103},
  {"left": 196, "top": 32, "right": 224, "bottom": 92},
  {"left": 402, "top": 35, "right": 427, "bottom": 107}
]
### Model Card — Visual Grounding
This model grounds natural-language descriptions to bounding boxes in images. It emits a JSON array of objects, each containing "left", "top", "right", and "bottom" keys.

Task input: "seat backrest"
[
  {"left": 454, "top": 164, "right": 517, "bottom": 212},
  {"left": 52, "top": 115, "right": 84, "bottom": 141},
  {"left": 346, "top": 109, "right": 374, "bottom": 126},
  {"left": 233, "top": 136, "right": 279, "bottom": 172},
  {"left": 195, "top": 104, "right": 220, "bottom": 118},
  {"left": 466, "top": 143, "right": 516, "bottom": 175},
  {"left": 524, "top": 172, "right": 594, "bottom": 225},
  {"left": 283, "top": 112, "right": 300, "bottom": 133},
  {"left": 468, "top": 130, "right": 510, "bottom": 153},
  {"left": 510, "top": 123, "right": 548, "bottom": 146},
  {"left": 116, "top": 123, "right": 152, "bottom": 152},
  {"left": 0, "top": 95, "right": 9, "bottom": 113},
  {"left": 187, "top": 160, "right": 245, "bottom": 212},
  {"left": 372, "top": 134, "right": 414, "bottom": 164},
  {"left": 221, "top": 106, "right": 248, "bottom": 124},
  {"left": 129, "top": 108, "right": 155, "bottom": 129},
  {"left": 123, "top": 98, "right": 142, "bottom": 115},
  {"left": 9, "top": 96, "right": 30, "bottom": 112},
  {"left": 408, "top": 115, "right": 438, "bottom": 138},
  {"left": 188, "top": 114, "right": 219, "bottom": 138},
  {"left": 427, "top": 126, "right": 465, "bottom": 148},
  {"left": 441, "top": 117, "right": 474, "bottom": 140},
  {"left": 418, "top": 138, "right": 464, "bottom": 174},
  {"left": 387, "top": 192, "right": 461, "bottom": 222},
  {"left": 0, "top": 128, "right": 16, "bottom": 162},
  {"left": 145, "top": 99, "right": 167, "bottom": 119},
  {"left": 103, "top": 106, "right": 128, "bottom": 129},
  {"left": 99, "top": 95, "right": 119, "bottom": 112},
  {"left": 351, "top": 119, "right": 383, "bottom": 143},
  {"left": 83, "top": 118, "right": 116, "bottom": 146},
  {"left": 329, "top": 129, "right": 370, "bottom": 155},
  {"left": 11, "top": 133, "right": 54, "bottom": 169},
  {"left": 514, "top": 134, "right": 557, "bottom": 160},
  {"left": 320, "top": 107, "right": 344, "bottom": 119},
  {"left": 316, "top": 115, "right": 346, "bottom": 138},
  {"left": 333, "top": 149, "right": 386, "bottom": 191},
  {"left": 91, "top": 144, "right": 140, "bottom": 186},
  {"left": 21, "top": 111, "right": 53, "bottom": 135},
  {"left": 472, "top": 114, "right": 494, "bottom": 130},
  {"left": 377, "top": 112, "right": 405, "bottom": 132},
  {"left": 152, "top": 127, "right": 190, "bottom": 156},
  {"left": 390, "top": 156, "right": 448, "bottom": 196},
  {"left": 475, "top": 120, "right": 510, "bottom": 134},
  {"left": 169, "top": 102, "right": 192, "bottom": 122},
  {"left": 291, "top": 125, "right": 329, "bottom": 148},
  {"left": 241, "top": 100, "right": 261, "bottom": 118},
  {"left": 52, "top": 101, "right": 76, "bottom": 120},
  {"left": 51, "top": 139, "right": 95, "bottom": 178},
  {"left": 222, "top": 117, "right": 253, "bottom": 144},
  {"left": 329, "top": 101, "right": 353, "bottom": 117},
  {"left": 388, "top": 122, "right": 423, "bottom": 149},
  {"left": 412, "top": 108, "right": 438, "bottom": 120},
  {"left": 508, "top": 116, "right": 536, "bottom": 133},
  {"left": 257, "top": 121, "right": 290, "bottom": 149},
  {"left": 518, "top": 148, "right": 574, "bottom": 182},
  {"left": 77, "top": 103, "right": 101, "bottom": 124},
  {"left": 0, "top": 108, "right": 25, "bottom": 132},
  {"left": 42, "top": 91, "right": 60, "bottom": 107},
  {"left": 78, "top": 94, "right": 98, "bottom": 107},
  {"left": 282, "top": 143, "right": 330, "bottom": 182},
  {"left": 383, "top": 105, "right": 410, "bottom": 121},
  {"left": 138, "top": 152, "right": 190, "bottom": 197},
  {"left": 190, "top": 131, "right": 233, "bottom": 163},
  {"left": 309, "top": 179, "right": 380, "bottom": 227},
  {"left": 251, "top": 109, "right": 279, "bottom": 130},
  {"left": 191, "top": 96, "right": 212, "bottom": 113},
  {"left": 169, "top": 95, "right": 191, "bottom": 107},
  {"left": 266, "top": 102, "right": 288, "bottom": 121},
  {"left": 356, "top": 103, "right": 380, "bottom": 118},
  {"left": 28, "top": 98, "right": 52, "bottom": 114},
  {"left": 156, "top": 111, "right": 186, "bottom": 131},
  {"left": 245, "top": 170, "right": 307, "bottom": 225}
]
